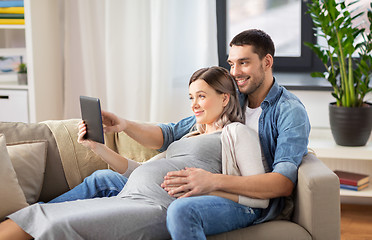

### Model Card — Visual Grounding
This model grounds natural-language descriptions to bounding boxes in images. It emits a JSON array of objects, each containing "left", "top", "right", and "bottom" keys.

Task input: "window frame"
[{"left": 216, "top": 0, "right": 324, "bottom": 73}]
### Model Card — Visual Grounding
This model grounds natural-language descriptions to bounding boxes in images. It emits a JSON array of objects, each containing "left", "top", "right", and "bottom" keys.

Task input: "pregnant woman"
[{"left": 0, "top": 66, "right": 266, "bottom": 240}]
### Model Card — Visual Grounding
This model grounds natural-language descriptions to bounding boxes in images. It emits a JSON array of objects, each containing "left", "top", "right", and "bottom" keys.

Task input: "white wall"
[
  {"left": 292, "top": 90, "right": 372, "bottom": 129},
  {"left": 291, "top": 90, "right": 334, "bottom": 128}
]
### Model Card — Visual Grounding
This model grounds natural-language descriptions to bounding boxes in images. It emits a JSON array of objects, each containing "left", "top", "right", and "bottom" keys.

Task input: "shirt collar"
[{"left": 261, "top": 78, "right": 282, "bottom": 109}]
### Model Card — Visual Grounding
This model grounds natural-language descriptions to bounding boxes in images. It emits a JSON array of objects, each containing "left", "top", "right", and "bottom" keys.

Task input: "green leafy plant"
[
  {"left": 305, "top": 0, "right": 372, "bottom": 107},
  {"left": 18, "top": 63, "right": 27, "bottom": 74}
]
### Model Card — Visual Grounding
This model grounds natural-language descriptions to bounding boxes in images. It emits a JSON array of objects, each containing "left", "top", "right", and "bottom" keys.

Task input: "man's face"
[{"left": 227, "top": 45, "right": 266, "bottom": 95}]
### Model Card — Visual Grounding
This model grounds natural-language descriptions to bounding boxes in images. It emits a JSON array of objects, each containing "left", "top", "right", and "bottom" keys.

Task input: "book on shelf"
[
  {"left": 0, "top": 7, "right": 24, "bottom": 14},
  {"left": 0, "top": 18, "right": 23, "bottom": 24},
  {"left": 340, "top": 183, "right": 369, "bottom": 191},
  {"left": 0, "top": 1, "right": 24, "bottom": 8},
  {"left": 334, "top": 170, "right": 370, "bottom": 186},
  {"left": 0, "top": 13, "right": 24, "bottom": 19}
]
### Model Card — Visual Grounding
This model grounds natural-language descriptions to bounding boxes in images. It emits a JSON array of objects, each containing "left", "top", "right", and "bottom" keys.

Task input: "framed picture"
[
  {"left": 0, "top": 55, "right": 22, "bottom": 73},
  {"left": 0, "top": 55, "right": 25, "bottom": 82}
]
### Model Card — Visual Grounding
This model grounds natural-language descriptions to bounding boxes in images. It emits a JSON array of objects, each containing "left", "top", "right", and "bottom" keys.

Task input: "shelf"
[
  {"left": 0, "top": 84, "right": 28, "bottom": 90},
  {"left": 0, "top": 75, "right": 27, "bottom": 90},
  {"left": 309, "top": 128, "right": 372, "bottom": 161},
  {"left": 0, "top": 25, "right": 25, "bottom": 29},
  {"left": 0, "top": 72, "right": 17, "bottom": 81},
  {"left": 341, "top": 184, "right": 372, "bottom": 198},
  {"left": 309, "top": 128, "right": 372, "bottom": 200},
  {"left": 0, "top": 48, "right": 26, "bottom": 56}
]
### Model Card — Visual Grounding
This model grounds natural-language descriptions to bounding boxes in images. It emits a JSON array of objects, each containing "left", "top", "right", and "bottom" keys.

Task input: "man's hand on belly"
[{"left": 161, "top": 168, "right": 216, "bottom": 198}]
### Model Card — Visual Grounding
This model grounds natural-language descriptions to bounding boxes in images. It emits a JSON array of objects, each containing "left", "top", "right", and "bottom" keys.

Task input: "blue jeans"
[
  {"left": 48, "top": 169, "right": 128, "bottom": 203},
  {"left": 166, "top": 196, "right": 261, "bottom": 240}
]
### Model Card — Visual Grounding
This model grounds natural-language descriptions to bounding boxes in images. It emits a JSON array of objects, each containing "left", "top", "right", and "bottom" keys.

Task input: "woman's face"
[{"left": 189, "top": 79, "right": 228, "bottom": 130}]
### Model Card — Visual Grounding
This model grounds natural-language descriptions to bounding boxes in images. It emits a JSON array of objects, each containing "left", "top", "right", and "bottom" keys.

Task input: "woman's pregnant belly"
[{"left": 118, "top": 157, "right": 195, "bottom": 208}]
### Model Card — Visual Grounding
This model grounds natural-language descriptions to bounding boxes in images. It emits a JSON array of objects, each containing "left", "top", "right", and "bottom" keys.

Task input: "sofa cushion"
[
  {"left": 7, "top": 140, "right": 47, "bottom": 204},
  {"left": 0, "top": 121, "right": 69, "bottom": 202},
  {"left": 0, "top": 134, "right": 28, "bottom": 221}
]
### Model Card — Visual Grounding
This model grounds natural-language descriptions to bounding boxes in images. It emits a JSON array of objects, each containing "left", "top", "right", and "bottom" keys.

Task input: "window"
[
  {"left": 228, "top": 0, "right": 302, "bottom": 57},
  {"left": 216, "top": 0, "right": 322, "bottom": 72},
  {"left": 315, "top": 0, "right": 371, "bottom": 58}
]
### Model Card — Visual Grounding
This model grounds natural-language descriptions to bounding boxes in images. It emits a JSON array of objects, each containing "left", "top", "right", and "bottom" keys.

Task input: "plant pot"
[
  {"left": 17, "top": 73, "right": 27, "bottom": 85},
  {"left": 329, "top": 102, "right": 372, "bottom": 146}
]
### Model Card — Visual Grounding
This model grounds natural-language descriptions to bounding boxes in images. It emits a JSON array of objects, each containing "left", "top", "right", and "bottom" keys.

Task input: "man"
[
  {"left": 49, "top": 29, "right": 310, "bottom": 239},
  {"left": 158, "top": 29, "right": 310, "bottom": 239}
]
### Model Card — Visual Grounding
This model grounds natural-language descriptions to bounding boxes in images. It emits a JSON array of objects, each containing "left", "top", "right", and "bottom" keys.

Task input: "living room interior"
[{"left": 0, "top": 0, "right": 372, "bottom": 239}]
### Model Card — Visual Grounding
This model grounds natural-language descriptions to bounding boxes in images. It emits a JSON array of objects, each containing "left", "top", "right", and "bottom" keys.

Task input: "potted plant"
[
  {"left": 17, "top": 62, "right": 27, "bottom": 85},
  {"left": 305, "top": 0, "right": 372, "bottom": 146}
]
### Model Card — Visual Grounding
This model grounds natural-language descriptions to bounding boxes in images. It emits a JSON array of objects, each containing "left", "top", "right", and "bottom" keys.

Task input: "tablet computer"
[{"left": 79, "top": 96, "right": 105, "bottom": 144}]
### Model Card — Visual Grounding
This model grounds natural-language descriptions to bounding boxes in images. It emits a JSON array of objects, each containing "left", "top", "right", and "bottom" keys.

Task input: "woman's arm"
[
  {"left": 208, "top": 191, "right": 238, "bottom": 202},
  {"left": 165, "top": 185, "right": 238, "bottom": 202},
  {"left": 102, "top": 110, "right": 164, "bottom": 149},
  {"left": 221, "top": 123, "right": 269, "bottom": 208},
  {"left": 78, "top": 121, "right": 130, "bottom": 174}
]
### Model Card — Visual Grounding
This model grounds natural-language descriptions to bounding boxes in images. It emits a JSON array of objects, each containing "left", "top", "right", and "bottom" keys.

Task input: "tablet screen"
[{"left": 79, "top": 96, "right": 105, "bottom": 144}]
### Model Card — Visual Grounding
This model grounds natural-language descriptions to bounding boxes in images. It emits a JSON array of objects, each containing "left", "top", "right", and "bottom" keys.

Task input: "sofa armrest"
[{"left": 293, "top": 153, "right": 340, "bottom": 240}]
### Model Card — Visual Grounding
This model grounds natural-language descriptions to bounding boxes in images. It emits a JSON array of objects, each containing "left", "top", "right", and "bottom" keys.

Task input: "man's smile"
[{"left": 235, "top": 76, "right": 250, "bottom": 86}]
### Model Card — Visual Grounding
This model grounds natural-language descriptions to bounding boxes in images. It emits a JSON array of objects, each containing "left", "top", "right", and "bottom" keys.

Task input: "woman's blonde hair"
[{"left": 189, "top": 66, "right": 244, "bottom": 133}]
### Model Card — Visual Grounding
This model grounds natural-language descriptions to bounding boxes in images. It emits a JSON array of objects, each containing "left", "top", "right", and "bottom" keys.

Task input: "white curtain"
[{"left": 63, "top": 0, "right": 218, "bottom": 123}]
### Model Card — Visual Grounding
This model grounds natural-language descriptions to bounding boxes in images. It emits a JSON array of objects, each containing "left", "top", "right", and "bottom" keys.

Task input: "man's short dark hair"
[{"left": 229, "top": 29, "right": 275, "bottom": 59}]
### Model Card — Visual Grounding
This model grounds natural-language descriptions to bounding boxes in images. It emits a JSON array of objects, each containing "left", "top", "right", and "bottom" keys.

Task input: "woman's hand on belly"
[{"left": 161, "top": 167, "right": 217, "bottom": 198}]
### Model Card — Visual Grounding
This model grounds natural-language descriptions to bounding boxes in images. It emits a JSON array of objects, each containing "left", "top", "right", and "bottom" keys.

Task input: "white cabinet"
[{"left": 0, "top": 89, "right": 29, "bottom": 122}]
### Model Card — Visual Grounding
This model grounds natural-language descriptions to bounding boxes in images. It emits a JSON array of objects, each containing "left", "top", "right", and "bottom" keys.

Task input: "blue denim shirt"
[{"left": 157, "top": 79, "right": 311, "bottom": 223}]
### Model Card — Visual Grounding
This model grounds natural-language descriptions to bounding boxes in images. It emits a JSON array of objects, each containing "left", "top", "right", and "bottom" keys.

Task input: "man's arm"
[
  {"left": 163, "top": 168, "right": 293, "bottom": 199},
  {"left": 123, "top": 120, "right": 164, "bottom": 150},
  {"left": 213, "top": 172, "right": 294, "bottom": 198}
]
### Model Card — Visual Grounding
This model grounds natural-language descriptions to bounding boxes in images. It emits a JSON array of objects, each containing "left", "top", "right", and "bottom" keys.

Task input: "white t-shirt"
[
  {"left": 245, "top": 106, "right": 262, "bottom": 132},
  {"left": 245, "top": 106, "right": 269, "bottom": 173}
]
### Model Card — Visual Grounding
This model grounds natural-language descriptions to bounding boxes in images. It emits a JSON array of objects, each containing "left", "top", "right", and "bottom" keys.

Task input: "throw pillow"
[
  {"left": 7, "top": 140, "right": 48, "bottom": 204},
  {"left": 0, "top": 134, "right": 28, "bottom": 221}
]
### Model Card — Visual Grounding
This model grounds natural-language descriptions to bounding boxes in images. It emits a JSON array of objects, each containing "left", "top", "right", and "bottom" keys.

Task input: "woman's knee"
[
  {"left": 167, "top": 198, "right": 201, "bottom": 223},
  {"left": 167, "top": 198, "right": 207, "bottom": 239},
  {"left": 88, "top": 169, "right": 115, "bottom": 179},
  {"left": 84, "top": 169, "right": 117, "bottom": 184}
]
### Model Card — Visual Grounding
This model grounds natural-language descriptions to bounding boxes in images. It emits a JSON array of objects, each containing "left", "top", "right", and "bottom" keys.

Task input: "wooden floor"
[{"left": 341, "top": 204, "right": 372, "bottom": 240}]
